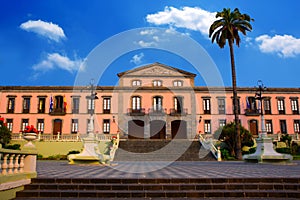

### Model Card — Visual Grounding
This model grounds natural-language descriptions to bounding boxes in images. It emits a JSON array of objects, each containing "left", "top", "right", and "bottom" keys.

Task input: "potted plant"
[{"left": 23, "top": 125, "right": 38, "bottom": 147}]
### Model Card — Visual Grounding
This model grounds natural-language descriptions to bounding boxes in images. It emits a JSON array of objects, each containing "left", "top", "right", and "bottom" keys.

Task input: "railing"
[
  {"left": 127, "top": 108, "right": 146, "bottom": 116},
  {"left": 198, "top": 134, "right": 220, "bottom": 160},
  {"left": 244, "top": 108, "right": 260, "bottom": 116},
  {"left": 148, "top": 108, "right": 166, "bottom": 115},
  {"left": 11, "top": 133, "right": 118, "bottom": 142},
  {"left": 169, "top": 108, "right": 188, "bottom": 116}
]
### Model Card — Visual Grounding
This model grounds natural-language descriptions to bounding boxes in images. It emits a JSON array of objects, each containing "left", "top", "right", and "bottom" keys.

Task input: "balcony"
[
  {"left": 49, "top": 108, "right": 66, "bottom": 116},
  {"left": 244, "top": 109, "right": 260, "bottom": 116},
  {"left": 148, "top": 108, "right": 166, "bottom": 116},
  {"left": 169, "top": 108, "right": 188, "bottom": 116},
  {"left": 127, "top": 108, "right": 145, "bottom": 116}
]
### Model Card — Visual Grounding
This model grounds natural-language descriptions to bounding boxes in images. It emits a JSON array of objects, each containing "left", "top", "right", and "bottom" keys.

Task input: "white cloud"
[
  {"left": 137, "top": 40, "right": 156, "bottom": 47},
  {"left": 146, "top": 6, "right": 216, "bottom": 37},
  {"left": 130, "top": 53, "right": 144, "bottom": 65},
  {"left": 255, "top": 34, "right": 300, "bottom": 58},
  {"left": 33, "top": 53, "right": 84, "bottom": 73},
  {"left": 20, "top": 19, "right": 66, "bottom": 42}
]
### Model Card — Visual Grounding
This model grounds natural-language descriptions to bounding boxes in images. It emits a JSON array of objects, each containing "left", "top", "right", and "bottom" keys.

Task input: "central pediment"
[{"left": 117, "top": 62, "right": 196, "bottom": 78}]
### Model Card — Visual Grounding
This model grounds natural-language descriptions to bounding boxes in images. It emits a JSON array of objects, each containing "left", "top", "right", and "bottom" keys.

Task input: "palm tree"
[{"left": 209, "top": 8, "right": 254, "bottom": 160}]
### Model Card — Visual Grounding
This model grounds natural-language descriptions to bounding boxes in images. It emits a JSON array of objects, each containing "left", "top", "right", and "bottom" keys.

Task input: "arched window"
[
  {"left": 173, "top": 80, "right": 183, "bottom": 87},
  {"left": 153, "top": 80, "right": 162, "bottom": 87},
  {"left": 132, "top": 80, "right": 141, "bottom": 86}
]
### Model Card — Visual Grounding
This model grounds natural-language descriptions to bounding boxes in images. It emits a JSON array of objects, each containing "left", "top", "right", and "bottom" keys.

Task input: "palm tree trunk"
[{"left": 228, "top": 39, "right": 242, "bottom": 160}]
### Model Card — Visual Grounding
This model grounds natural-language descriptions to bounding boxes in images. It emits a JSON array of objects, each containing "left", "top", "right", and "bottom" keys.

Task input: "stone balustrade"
[
  {"left": 11, "top": 133, "right": 118, "bottom": 142},
  {"left": 0, "top": 144, "right": 37, "bottom": 199}
]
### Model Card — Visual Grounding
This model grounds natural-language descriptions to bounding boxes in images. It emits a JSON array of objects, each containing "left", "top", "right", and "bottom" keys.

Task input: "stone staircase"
[
  {"left": 15, "top": 177, "right": 300, "bottom": 199},
  {"left": 114, "top": 140, "right": 215, "bottom": 161}
]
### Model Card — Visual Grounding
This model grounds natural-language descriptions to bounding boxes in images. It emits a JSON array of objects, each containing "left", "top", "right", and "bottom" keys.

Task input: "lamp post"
[
  {"left": 243, "top": 80, "right": 293, "bottom": 163},
  {"left": 255, "top": 80, "right": 267, "bottom": 139}
]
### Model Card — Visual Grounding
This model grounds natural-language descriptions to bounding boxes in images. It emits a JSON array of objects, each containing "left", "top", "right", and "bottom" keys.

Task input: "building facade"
[{"left": 1, "top": 63, "right": 300, "bottom": 139}]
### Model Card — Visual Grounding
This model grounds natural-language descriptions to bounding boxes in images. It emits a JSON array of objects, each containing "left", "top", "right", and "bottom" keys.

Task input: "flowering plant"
[{"left": 23, "top": 125, "right": 38, "bottom": 134}]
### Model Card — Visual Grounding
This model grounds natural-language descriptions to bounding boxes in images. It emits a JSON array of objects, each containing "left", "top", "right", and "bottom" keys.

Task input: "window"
[
  {"left": 218, "top": 98, "right": 226, "bottom": 114},
  {"left": 173, "top": 80, "right": 183, "bottom": 87},
  {"left": 277, "top": 98, "right": 285, "bottom": 114},
  {"left": 246, "top": 97, "right": 257, "bottom": 111},
  {"left": 22, "top": 97, "right": 31, "bottom": 113},
  {"left": 203, "top": 98, "right": 211, "bottom": 114},
  {"left": 55, "top": 95, "right": 64, "bottom": 111},
  {"left": 71, "top": 119, "right": 79, "bottom": 134},
  {"left": 153, "top": 96, "right": 162, "bottom": 111},
  {"left": 87, "top": 98, "right": 95, "bottom": 114},
  {"left": 174, "top": 96, "right": 183, "bottom": 113},
  {"left": 72, "top": 97, "right": 80, "bottom": 114},
  {"left": 294, "top": 120, "right": 300, "bottom": 133},
  {"left": 132, "top": 96, "right": 141, "bottom": 110},
  {"left": 7, "top": 97, "right": 15, "bottom": 113},
  {"left": 204, "top": 120, "right": 211, "bottom": 134},
  {"left": 280, "top": 120, "right": 287, "bottom": 134},
  {"left": 6, "top": 119, "right": 13, "bottom": 132},
  {"left": 103, "top": 119, "right": 110, "bottom": 134},
  {"left": 103, "top": 97, "right": 111, "bottom": 114},
  {"left": 219, "top": 119, "right": 226, "bottom": 127},
  {"left": 37, "top": 119, "right": 44, "bottom": 133},
  {"left": 38, "top": 97, "right": 46, "bottom": 113},
  {"left": 264, "top": 98, "right": 272, "bottom": 114},
  {"left": 132, "top": 80, "right": 141, "bottom": 86},
  {"left": 21, "top": 119, "right": 29, "bottom": 132},
  {"left": 291, "top": 98, "right": 299, "bottom": 115},
  {"left": 265, "top": 120, "right": 273, "bottom": 134},
  {"left": 153, "top": 80, "right": 162, "bottom": 87}
]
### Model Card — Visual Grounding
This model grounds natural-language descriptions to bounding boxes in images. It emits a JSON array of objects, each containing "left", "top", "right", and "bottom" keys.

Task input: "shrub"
[
  {"left": 0, "top": 121, "right": 11, "bottom": 146},
  {"left": 4, "top": 144, "right": 21, "bottom": 150},
  {"left": 47, "top": 154, "right": 67, "bottom": 160},
  {"left": 67, "top": 150, "right": 80, "bottom": 155},
  {"left": 291, "top": 143, "right": 300, "bottom": 155},
  {"left": 276, "top": 147, "right": 291, "bottom": 154},
  {"left": 37, "top": 154, "right": 43, "bottom": 159},
  {"left": 214, "top": 122, "right": 254, "bottom": 157}
]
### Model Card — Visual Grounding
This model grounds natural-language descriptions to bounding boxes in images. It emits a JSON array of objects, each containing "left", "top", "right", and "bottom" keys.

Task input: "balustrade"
[
  {"left": 0, "top": 146, "right": 37, "bottom": 176},
  {"left": 11, "top": 133, "right": 118, "bottom": 142}
]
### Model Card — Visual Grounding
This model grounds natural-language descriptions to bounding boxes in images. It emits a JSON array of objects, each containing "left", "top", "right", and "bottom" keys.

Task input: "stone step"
[
  {"left": 24, "top": 182, "right": 300, "bottom": 191},
  {"left": 15, "top": 189, "right": 300, "bottom": 198},
  {"left": 15, "top": 178, "right": 300, "bottom": 199},
  {"left": 114, "top": 140, "right": 215, "bottom": 161}
]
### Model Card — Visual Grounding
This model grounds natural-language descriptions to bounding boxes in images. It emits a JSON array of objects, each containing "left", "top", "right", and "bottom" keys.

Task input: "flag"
[
  {"left": 246, "top": 97, "right": 250, "bottom": 109},
  {"left": 63, "top": 95, "right": 67, "bottom": 112},
  {"left": 49, "top": 95, "right": 53, "bottom": 112}
]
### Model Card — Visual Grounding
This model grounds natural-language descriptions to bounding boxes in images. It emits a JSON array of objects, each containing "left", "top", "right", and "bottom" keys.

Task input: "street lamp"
[{"left": 255, "top": 80, "right": 267, "bottom": 139}]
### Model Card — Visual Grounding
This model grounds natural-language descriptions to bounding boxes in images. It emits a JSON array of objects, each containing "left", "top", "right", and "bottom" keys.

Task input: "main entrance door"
[
  {"left": 249, "top": 120, "right": 258, "bottom": 136},
  {"left": 150, "top": 120, "right": 166, "bottom": 139},
  {"left": 128, "top": 120, "right": 144, "bottom": 139},
  {"left": 53, "top": 119, "right": 62, "bottom": 135},
  {"left": 171, "top": 120, "right": 187, "bottom": 139}
]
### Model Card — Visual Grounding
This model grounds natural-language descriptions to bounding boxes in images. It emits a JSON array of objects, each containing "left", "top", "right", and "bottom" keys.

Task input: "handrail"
[{"left": 198, "top": 134, "right": 219, "bottom": 160}]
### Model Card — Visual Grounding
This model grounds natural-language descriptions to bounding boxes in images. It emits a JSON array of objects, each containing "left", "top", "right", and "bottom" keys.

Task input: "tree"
[
  {"left": 215, "top": 122, "right": 254, "bottom": 157},
  {"left": 209, "top": 8, "right": 254, "bottom": 159},
  {"left": 0, "top": 120, "right": 11, "bottom": 147}
]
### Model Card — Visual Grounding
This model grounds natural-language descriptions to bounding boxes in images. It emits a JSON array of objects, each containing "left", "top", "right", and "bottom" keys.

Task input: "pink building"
[{"left": 0, "top": 63, "right": 300, "bottom": 139}]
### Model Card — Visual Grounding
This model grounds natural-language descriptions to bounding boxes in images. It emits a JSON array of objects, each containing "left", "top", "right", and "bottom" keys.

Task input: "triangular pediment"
[{"left": 117, "top": 62, "right": 196, "bottom": 78}]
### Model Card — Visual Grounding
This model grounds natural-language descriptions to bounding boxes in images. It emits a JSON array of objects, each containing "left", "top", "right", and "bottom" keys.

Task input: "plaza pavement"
[{"left": 36, "top": 160, "right": 300, "bottom": 179}]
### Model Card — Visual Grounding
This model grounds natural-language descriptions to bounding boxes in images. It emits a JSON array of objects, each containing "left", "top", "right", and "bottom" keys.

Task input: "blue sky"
[{"left": 1, "top": 0, "right": 300, "bottom": 88}]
